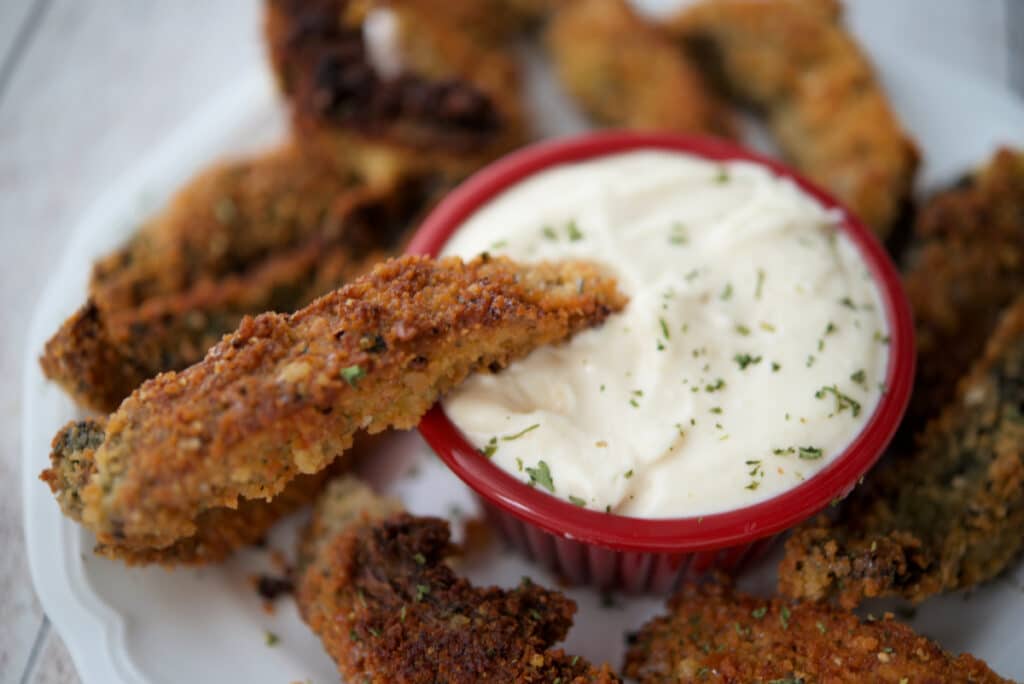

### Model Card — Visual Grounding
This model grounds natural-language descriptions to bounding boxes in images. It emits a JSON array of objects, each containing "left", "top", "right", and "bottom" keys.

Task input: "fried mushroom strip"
[
  {"left": 903, "top": 147, "right": 1024, "bottom": 428},
  {"left": 41, "top": 419, "right": 336, "bottom": 565},
  {"left": 41, "top": 255, "right": 626, "bottom": 552},
  {"left": 297, "top": 476, "right": 619, "bottom": 683},
  {"left": 779, "top": 295, "right": 1024, "bottom": 607},
  {"left": 265, "top": 0, "right": 527, "bottom": 188},
  {"left": 665, "top": 0, "right": 918, "bottom": 237},
  {"left": 546, "top": 0, "right": 735, "bottom": 137},
  {"left": 623, "top": 581, "right": 1010, "bottom": 683},
  {"left": 40, "top": 144, "right": 425, "bottom": 412}
]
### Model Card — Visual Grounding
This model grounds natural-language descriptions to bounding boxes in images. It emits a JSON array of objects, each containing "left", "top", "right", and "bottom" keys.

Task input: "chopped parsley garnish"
[
  {"left": 850, "top": 369, "right": 867, "bottom": 387},
  {"left": 735, "top": 324, "right": 751, "bottom": 336},
  {"left": 874, "top": 331, "right": 891, "bottom": 344},
  {"left": 751, "top": 606, "right": 767, "bottom": 619},
  {"left": 715, "top": 167, "right": 730, "bottom": 183},
  {"left": 710, "top": 407, "right": 723, "bottom": 414},
  {"left": 806, "top": 355, "right": 816, "bottom": 368},
  {"left": 502, "top": 423, "right": 540, "bottom": 441},
  {"left": 491, "top": 239, "right": 508, "bottom": 249},
  {"left": 669, "top": 222, "right": 688, "bottom": 245},
  {"left": 542, "top": 225, "right": 557, "bottom": 240},
  {"left": 415, "top": 584, "right": 431, "bottom": 601},
  {"left": 760, "top": 322, "right": 776, "bottom": 332},
  {"left": 817, "top": 621, "right": 827, "bottom": 634},
  {"left": 705, "top": 378, "right": 726, "bottom": 392},
  {"left": 720, "top": 283, "right": 733, "bottom": 300},
  {"left": 659, "top": 318, "right": 671, "bottom": 340},
  {"left": 567, "top": 220, "right": 584, "bottom": 241},
  {"left": 480, "top": 436, "right": 498, "bottom": 458},
  {"left": 824, "top": 322, "right": 837, "bottom": 335},
  {"left": 798, "top": 446, "right": 824, "bottom": 460},
  {"left": 264, "top": 630, "right": 279, "bottom": 646},
  {"left": 685, "top": 269, "right": 700, "bottom": 281},
  {"left": 526, "top": 460, "right": 555, "bottom": 492},
  {"left": 414, "top": 553, "right": 426, "bottom": 565},
  {"left": 772, "top": 362, "right": 781, "bottom": 372},
  {"left": 629, "top": 398, "right": 640, "bottom": 408},
  {"left": 780, "top": 605, "right": 791, "bottom": 629},
  {"left": 734, "top": 353, "right": 762, "bottom": 370},
  {"left": 340, "top": 364, "right": 366, "bottom": 387},
  {"left": 755, "top": 269, "right": 766, "bottom": 299},
  {"left": 516, "top": 457, "right": 524, "bottom": 472},
  {"left": 568, "top": 495, "right": 586, "bottom": 507},
  {"left": 815, "top": 385, "right": 862, "bottom": 417},
  {"left": 745, "top": 481, "right": 760, "bottom": 490},
  {"left": 624, "top": 469, "right": 634, "bottom": 479},
  {"left": 839, "top": 297, "right": 857, "bottom": 310}
]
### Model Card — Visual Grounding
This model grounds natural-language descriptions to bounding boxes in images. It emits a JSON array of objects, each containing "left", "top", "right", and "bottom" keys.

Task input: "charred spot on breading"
[
  {"left": 624, "top": 581, "right": 1011, "bottom": 683},
  {"left": 43, "top": 255, "right": 625, "bottom": 553},
  {"left": 266, "top": 0, "right": 524, "bottom": 158},
  {"left": 296, "top": 477, "right": 619, "bottom": 683},
  {"left": 779, "top": 294, "right": 1024, "bottom": 607}
]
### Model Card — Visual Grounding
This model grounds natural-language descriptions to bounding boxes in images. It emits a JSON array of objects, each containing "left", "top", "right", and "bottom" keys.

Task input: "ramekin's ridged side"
[{"left": 483, "top": 500, "right": 779, "bottom": 593}]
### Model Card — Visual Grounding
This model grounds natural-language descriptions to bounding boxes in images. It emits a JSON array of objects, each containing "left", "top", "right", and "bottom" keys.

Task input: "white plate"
[{"left": 23, "top": 22, "right": 1024, "bottom": 684}]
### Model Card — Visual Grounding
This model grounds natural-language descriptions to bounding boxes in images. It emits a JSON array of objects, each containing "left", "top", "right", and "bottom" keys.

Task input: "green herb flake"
[
  {"left": 400, "top": 605, "right": 407, "bottom": 622},
  {"left": 755, "top": 269, "right": 766, "bottom": 299},
  {"left": 629, "top": 398, "right": 640, "bottom": 408},
  {"left": 542, "top": 225, "right": 557, "bottom": 241},
  {"left": 850, "top": 369, "right": 867, "bottom": 387},
  {"left": 720, "top": 283, "right": 733, "bottom": 301},
  {"left": 705, "top": 378, "right": 726, "bottom": 392},
  {"left": 415, "top": 584, "right": 430, "bottom": 601},
  {"left": 516, "top": 457, "right": 524, "bottom": 472},
  {"left": 817, "top": 621, "right": 827, "bottom": 634},
  {"left": 814, "top": 385, "right": 862, "bottom": 417},
  {"left": 734, "top": 353, "right": 763, "bottom": 370},
  {"left": 735, "top": 324, "right": 751, "bottom": 336},
  {"left": 780, "top": 605, "right": 791, "bottom": 629},
  {"left": 264, "top": 630, "right": 280, "bottom": 646},
  {"left": 798, "top": 446, "right": 824, "bottom": 460},
  {"left": 502, "top": 423, "right": 540, "bottom": 441},
  {"left": 480, "top": 436, "right": 498, "bottom": 458},
  {"left": 840, "top": 296, "right": 857, "bottom": 310},
  {"left": 340, "top": 364, "right": 366, "bottom": 387},
  {"left": 491, "top": 239, "right": 508, "bottom": 249},
  {"left": 710, "top": 407, "right": 723, "bottom": 414},
  {"left": 772, "top": 362, "right": 781, "bottom": 372},
  {"left": 751, "top": 606, "right": 767, "bottom": 619},
  {"left": 567, "top": 220, "right": 584, "bottom": 242},
  {"left": 526, "top": 460, "right": 555, "bottom": 492},
  {"left": 669, "top": 222, "right": 689, "bottom": 245},
  {"left": 715, "top": 167, "right": 730, "bottom": 183},
  {"left": 659, "top": 318, "right": 671, "bottom": 340},
  {"left": 685, "top": 269, "right": 700, "bottom": 281},
  {"left": 624, "top": 469, "right": 634, "bottom": 479},
  {"left": 568, "top": 495, "right": 586, "bottom": 507},
  {"left": 414, "top": 552, "right": 426, "bottom": 565},
  {"left": 874, "top": 331, "right": 891, "bottom": 345}
]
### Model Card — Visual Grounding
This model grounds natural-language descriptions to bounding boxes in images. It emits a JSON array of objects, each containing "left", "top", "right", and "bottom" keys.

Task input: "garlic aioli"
[{"left": 441, "top": 150, "right": 889, "bottom": 518}]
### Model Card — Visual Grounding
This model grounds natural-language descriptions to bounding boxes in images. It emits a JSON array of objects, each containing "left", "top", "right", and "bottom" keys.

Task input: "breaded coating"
[
  {"left": 665, "top": 0, "right": 918, "bottom": 237},
  {"left": 296, "top": 477, "right": 619, "bottom": 683},
  {"left": 40, "top": 145, "right": 423, "bottom": 412},
  {"left": 546, "top": 0, "right": 735, "bottom": 137},
  {"left": 41, "top": 418, "right": 333, "bottom": 564},
  {"left": 903, "top": 147, "right": 1024, "bottom": 428},
  {"left": 623, "top": 581, "right": 1010, "bottom": 683},
  {"left": 778, "top": 295, "right": 1024, "bottom": 607},
  {"left": 41, "top": 255, "right": 626, "bottom": 553},
  {"left": 265, "top": 0, "right": 527, "bottom": 188}
]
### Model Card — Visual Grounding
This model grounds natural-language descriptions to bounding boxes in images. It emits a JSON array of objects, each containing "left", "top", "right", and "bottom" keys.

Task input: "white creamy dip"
[{"left": 441, "top": 150, "right": 889, "bottom": 518}]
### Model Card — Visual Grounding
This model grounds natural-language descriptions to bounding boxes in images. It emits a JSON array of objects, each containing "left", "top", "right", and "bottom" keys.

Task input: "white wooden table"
[{"left": 1, "top": 2, "right": 1019, "bottom": 682}]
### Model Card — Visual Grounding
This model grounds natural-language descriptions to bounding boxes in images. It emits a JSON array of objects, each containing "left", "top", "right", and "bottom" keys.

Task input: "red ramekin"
[{"left": 407, "top": 132, "right": 915, "bottom": 593}]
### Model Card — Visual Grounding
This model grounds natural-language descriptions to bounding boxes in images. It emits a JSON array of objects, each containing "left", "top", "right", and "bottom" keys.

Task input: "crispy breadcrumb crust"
[
  {"left": 265, "top": 0, "right": 527, "bottom": 187},
  {"left": 779, "top": 295, "right": 1024, "bottom": 607},
  {"left": 40, "top": 145, "right": 425, "bottom": 412},
  {"left": 665, "top": 0, "right": 918, "bottom": 237},
  {"left": 546, "top": 0, "right": 735, "bottom": 137},
  {"left": 623, "top": 582, "right": 1010, "bottom": 683},
  {"left": 42, "top": 255, "right": 625, "bottom": 552},
  {"left": 43, "top": 420, "right": 360, "bottom": 565},
  {"left": 903, "top": 147, "right": 1024, "bottom": 428},
  {"left": 297, "top": 477, "right": 619, "bottom": 683}
]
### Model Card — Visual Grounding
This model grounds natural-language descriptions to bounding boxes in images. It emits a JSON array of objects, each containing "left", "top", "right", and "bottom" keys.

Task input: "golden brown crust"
[
  {"left": 665, "top": 0, "right": 918, "bottom": 237},
  {"left": 546, "top": 0, "right": 735, "bottom": 137},
  {"left": 623, "top": 581, "right": 1010, "bottom": 683},
  {"left": 779, "top": 295, "right": 1024, "bottom": 607},
  {"left": 297, "top": 477, "right": 619, "bottom": 683},
  {"left": 44, "top": 255, "right": 625, "bottom": 552},
  {"left": 40, "top": 145, "right": 424, "bottom": 412},
  {"left": 265, "top": 0, "right": 527, "bottom": 187},
  {"left": 903, "top": 147, "right": 1024, "bottom": 427}
]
